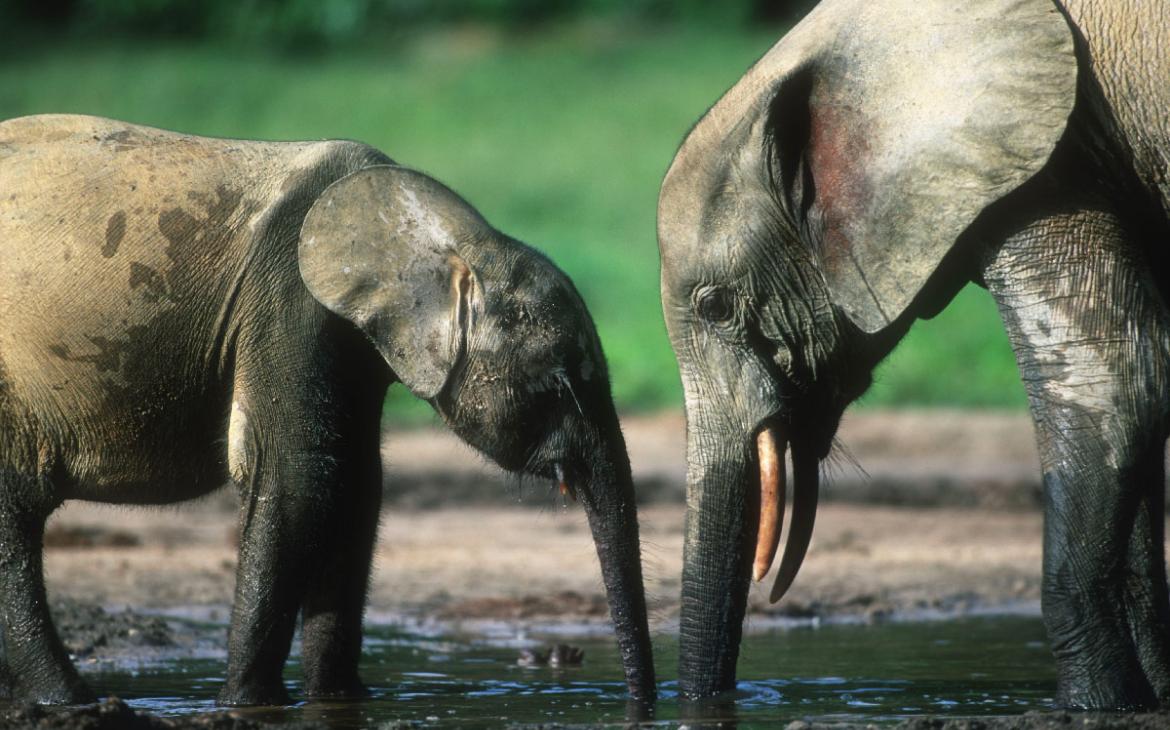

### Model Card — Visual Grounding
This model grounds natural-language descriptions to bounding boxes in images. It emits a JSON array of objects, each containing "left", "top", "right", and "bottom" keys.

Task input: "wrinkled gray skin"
[
  {"left": 659, "top": 0, "right": 1170, "bottom": 711},
  {"left": 0, "top": 115, "right": 654, "bottom": 706}
]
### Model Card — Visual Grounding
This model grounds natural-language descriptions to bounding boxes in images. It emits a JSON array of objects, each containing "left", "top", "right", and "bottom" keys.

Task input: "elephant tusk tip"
[{"left": 767, "top": 578, "right": 791, "bottom": 604}]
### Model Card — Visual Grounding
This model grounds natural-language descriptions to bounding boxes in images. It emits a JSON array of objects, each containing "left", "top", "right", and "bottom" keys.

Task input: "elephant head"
[
  {"left": 299, "top": 165, "right": 655, "bottom": 701},
  {"left": 658, "top": 0, "right": 1076, "bottom": 699}
]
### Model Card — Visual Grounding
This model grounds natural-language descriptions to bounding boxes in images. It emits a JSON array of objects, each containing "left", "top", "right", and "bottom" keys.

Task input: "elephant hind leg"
[{"left": 0, "top": 478, "right": 92, "bottom": 704}]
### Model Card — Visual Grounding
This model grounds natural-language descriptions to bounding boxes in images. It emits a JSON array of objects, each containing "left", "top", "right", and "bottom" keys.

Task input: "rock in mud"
[{"left": 517, "top": 644, "right": 585, "bottom": 668}]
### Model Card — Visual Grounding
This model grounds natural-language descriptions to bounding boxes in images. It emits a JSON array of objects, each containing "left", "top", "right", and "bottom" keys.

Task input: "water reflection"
[{"left": 678, "top": 696, "right": 740, "bottom": 729}]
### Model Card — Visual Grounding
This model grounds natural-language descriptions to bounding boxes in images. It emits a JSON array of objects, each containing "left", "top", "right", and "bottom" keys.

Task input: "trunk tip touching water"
[
  {"left": 678, "top": 420, "right": 823, "bottom": 698},
  {"left": 579, "top": 466, "right": 657, "bottom": 704}
]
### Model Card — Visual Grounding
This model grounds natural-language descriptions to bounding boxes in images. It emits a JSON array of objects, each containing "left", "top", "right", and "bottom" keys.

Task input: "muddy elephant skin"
[
  {"left": 658, "top": 0, "right": 1170, "bottom": 710},
  {"left": 0, "top": 114, "right": 654, "bottom": 706}
]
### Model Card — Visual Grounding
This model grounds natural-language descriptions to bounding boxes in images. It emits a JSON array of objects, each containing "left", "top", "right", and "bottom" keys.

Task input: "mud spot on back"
[
  {"left": 102, "top": 212, "right": 127, "bottom": 258},
  {"left": 157, "top": 185, "right": 246, "bottom": 292},
  {"left": 128, "top": 262, "right": 169, "bottom": 303},
  {"left": 48, "top": 337, "right": 128, "bottom": 373}
]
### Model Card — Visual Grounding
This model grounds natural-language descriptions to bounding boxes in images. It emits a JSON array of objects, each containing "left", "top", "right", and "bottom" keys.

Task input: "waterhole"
[{"left": 89, "top": 616, "right": 1055, "bottom": 727}]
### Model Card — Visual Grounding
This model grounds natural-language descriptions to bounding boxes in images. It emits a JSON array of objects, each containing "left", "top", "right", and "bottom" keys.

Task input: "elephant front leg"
[
  {"left": 1038, "top": 462, "right": 1157, "bottom": 708},
  {"left": 299, "top": 420, "right": 383, "bottom": 699},
  {"left": 219, "top": 436, "right": 351, "bottom": 707},
  {"left": 219, "top": 472, "right": 303, "bottom": 706},
  {"left": 220, "top": 354, "right": 388, "bottom": 706},
  {"left": 1121, "top": 459, "right": 1170, "bottom": 702},
  {"left": 984, "top": 201, "right": 1170, "bottom": 710}
]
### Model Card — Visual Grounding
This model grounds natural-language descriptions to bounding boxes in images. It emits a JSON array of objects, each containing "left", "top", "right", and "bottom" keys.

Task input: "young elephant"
[
  {"left": 659, "top": 0, "right": 1170, "bottom": 712},
  {"left": 0, "top": 114, "right": 654, "bottom": 705}
]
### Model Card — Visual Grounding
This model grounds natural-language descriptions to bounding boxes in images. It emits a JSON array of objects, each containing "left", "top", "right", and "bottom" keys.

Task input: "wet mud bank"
[
  {"left": 790, "top": 712, "right": 1170, "bottom": 729},
  {"left": 51, "top": 600, "right": 203, "bottom": 665},
  {"left": 0, "top": 604, "right": 277, "bottom": 729},
  {"left": 9, "top": 705, "right": 1170, "bottom": 730}
]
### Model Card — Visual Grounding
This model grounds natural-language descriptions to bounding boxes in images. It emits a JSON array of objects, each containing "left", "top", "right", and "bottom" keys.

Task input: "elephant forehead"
[
  {"left": 659, "top": 119, "right": 765, "bottom": 271},
  {"left": 659, "top": 187, "right": 763, "bottom": 292},
  {"left": 474, "top": 269, "right": 599, "bottom": 370}
]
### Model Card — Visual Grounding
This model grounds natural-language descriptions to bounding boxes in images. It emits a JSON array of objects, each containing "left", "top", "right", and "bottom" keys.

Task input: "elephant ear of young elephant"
[
  {"left": 768, "top": 0, "right": 1077, "bottom": 332},
  {"left": 299, "top": 165, "right": 485, "bottom": 399}
]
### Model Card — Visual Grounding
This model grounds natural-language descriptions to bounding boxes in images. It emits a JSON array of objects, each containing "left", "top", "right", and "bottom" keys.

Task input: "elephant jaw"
[{"left": 751, "top": 424, "right": 819, "bottom": 603}]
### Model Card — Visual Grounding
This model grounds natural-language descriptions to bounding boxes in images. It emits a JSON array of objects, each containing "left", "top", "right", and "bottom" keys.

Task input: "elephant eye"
[{"left": 696, "top": 287, "right": 735, "bottom": 323}]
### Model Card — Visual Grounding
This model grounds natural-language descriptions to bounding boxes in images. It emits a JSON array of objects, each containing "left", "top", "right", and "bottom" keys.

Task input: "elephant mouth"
[{"left": 749, "top": 419, "right": 819, "bottom": 603}]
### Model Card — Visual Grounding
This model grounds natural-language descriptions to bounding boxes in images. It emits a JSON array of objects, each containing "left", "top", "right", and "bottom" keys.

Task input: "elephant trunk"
[
  {"left": 577, "top": 431, "right": 657, "bottom": 704},
  {"left": 678, "top": 418, "right": 819, "bottom": 699}
]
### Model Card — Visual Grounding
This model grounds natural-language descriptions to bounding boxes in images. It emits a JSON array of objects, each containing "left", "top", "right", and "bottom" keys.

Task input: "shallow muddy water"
[{"left": 89, "top": 616, "right": 1056, "bottom": 727}]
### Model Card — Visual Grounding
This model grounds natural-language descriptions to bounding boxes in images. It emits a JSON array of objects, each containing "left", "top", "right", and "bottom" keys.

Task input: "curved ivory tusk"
[
  {"left": 752, "top": 427, "right": 787, "bottom": 582},
  {"left": 768, "top": 446, "right": 819, "bottom": 603}
]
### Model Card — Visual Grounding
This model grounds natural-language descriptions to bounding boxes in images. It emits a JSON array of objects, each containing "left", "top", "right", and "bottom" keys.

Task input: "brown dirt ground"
[
  {"left": 41, "top": 410, "right": 1056, "bottom": 627},
  {"left": 43, "top": 501, "right": 1045, "bottom": 628}
]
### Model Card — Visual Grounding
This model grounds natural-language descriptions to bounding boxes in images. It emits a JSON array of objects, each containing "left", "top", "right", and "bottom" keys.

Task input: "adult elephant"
[
  {"left": 0, "top": 114, "right": 654, "bottom": 705},
  {"left": 658, "top": 0, "right": 1170, "bottom": 711}
]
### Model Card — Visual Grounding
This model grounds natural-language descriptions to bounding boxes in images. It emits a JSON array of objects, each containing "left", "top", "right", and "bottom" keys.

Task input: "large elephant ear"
[
  {"left": 299, "top": 165, "right": 486, "bottom": 399},
  {"left": 771, "top": 0, "right": 1077, "bottom": 332}
]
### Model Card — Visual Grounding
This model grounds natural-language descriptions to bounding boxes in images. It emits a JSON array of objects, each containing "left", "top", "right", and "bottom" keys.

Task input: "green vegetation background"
[{"left": 0, "top": 4, "right": 1027, "bottom": 424}]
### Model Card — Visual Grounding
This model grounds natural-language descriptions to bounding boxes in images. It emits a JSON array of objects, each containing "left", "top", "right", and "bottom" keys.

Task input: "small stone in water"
[{"left": 516, "top": 643, "right": 585, "bottom": 667}]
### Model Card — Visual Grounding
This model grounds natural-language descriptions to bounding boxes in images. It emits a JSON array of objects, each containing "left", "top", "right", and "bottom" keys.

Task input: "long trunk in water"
[
  {"left": 579, "top": 446, "right": 657, "bottom": 703},
  {"left": 678, "top": 427, "right": 819, "bottom": 698},
  {"left": 678, "top": 443, "right": 753, "bottom": 699}
]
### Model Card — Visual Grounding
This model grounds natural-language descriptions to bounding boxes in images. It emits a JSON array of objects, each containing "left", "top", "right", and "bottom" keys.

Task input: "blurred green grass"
[
  {"left": 0, "top": 25, "right": 1027, "bottom": 423},
  {"left": 864, "top": 286, "right": 1025, "bottom": 409}
]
